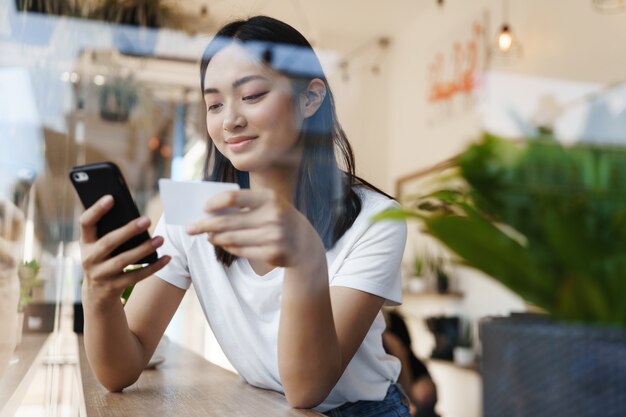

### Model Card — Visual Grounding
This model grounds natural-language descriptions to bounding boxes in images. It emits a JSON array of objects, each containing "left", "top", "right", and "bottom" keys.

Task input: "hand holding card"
[{"left": 158, "top": 179, "right": 240, "bottom": 226}]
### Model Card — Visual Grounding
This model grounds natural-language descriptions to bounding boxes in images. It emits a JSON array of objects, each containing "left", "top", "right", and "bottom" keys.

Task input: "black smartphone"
[{"left": 69, "top": 162, "right": 158, "bottom": 265}]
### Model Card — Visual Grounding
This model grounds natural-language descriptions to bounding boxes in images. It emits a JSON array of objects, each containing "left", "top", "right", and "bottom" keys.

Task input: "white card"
[{"left": 158, "top": 179, "right": 240, "bottom": 226}]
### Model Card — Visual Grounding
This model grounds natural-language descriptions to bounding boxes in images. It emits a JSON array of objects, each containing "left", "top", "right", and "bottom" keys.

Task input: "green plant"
[
  {"left": 376, "top": 133, "right": 626, "bottom": 326},
  {"left": 90, "top": 0, "right": 183, "bottom": 28},
  {"left": 413, "top": 256, "right": 424, "bottom": 277},
  {"left": 121, "top": 284, "right": 134, "bottom": 306},
  {"left": 16, "top": 0, "right": 184, "bottom": 29},
  {"left": 99, "top": 75, "right": 139, "bottom": 122},
  {"left": 18, "top": 260, "right": 44, "bottom": 311}
]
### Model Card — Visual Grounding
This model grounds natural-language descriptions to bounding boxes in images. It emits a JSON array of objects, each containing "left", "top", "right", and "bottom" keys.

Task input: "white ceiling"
[{"left": 175, "top": 0, "right": 430, "bottom": 53}]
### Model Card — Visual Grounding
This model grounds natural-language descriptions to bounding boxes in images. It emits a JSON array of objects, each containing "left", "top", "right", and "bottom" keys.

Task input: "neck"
[{"left": 249, "top": 166, "right": 299, "bottom": 203}]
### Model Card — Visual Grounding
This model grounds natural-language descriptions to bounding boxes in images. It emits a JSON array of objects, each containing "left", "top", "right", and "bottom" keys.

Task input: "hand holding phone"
[
  {"left": 69, "top": 162, "right": 157, "bottom": 265},
  {"left": 70, "top": 162, "right": 171, "bottom": 307}
]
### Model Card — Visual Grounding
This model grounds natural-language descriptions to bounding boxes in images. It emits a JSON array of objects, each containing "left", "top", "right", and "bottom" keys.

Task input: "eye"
[
  {"left": 242, "top": 92, "right": 268, "bottom": 102},
  {"left": 207, "top": 103, "right": 223, "bottom": 112}
]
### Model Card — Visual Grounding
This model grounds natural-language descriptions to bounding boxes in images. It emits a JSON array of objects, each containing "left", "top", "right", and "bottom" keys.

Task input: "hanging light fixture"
[
  {"left": 497, "top": 23, "right": 514, "bottom": 52},
  {"left": 490, "top": 0, "right": 522, "bottom": 59},
  {"left": 496, "top": 0, "right": 516, "bottom": 53}
]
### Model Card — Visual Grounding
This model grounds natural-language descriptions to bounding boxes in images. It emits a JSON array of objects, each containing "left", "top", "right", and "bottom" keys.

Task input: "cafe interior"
[{"left": 1, "top": 1, "right": 625, "bottom": 416}]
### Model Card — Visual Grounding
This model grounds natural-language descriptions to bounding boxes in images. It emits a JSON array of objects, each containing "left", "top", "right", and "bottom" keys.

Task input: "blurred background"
[{"left": 1, "top": 1, "right": 625, "bottom": 416}]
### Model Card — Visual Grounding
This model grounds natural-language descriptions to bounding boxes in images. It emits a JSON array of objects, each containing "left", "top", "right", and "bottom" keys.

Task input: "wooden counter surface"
[
  {"left": 77, "top": 336, "right": 323, "bottom": 417},
  {"left": 0, "top": 333, "right": 50, "bottom": 417}
]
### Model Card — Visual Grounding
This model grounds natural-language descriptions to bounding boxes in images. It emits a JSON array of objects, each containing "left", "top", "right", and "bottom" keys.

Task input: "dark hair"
[{"left": 200, "top": 16, "right": 388, "bottom": 266}]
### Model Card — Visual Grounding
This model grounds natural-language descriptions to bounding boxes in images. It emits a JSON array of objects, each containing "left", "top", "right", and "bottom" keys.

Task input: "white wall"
[{"left": 329, "top": 45, "right": 393, "bottom": 193}]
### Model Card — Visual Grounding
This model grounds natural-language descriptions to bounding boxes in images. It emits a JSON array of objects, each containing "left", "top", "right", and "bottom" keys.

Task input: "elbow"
[
  {"left": 98, "top": 374, "right": 140, "bottom": 393},
  {"left": 284, "top": 388, "right": 328, "bottom": 410},
  {"left": 282, "top": 373, "right": 339, "bottom": 409},
  {"left": 103, "top": 383, "right": 126, "bottom": 393},
  {"left": 280, "top": 352, "right": 343, "bottom": 409}
]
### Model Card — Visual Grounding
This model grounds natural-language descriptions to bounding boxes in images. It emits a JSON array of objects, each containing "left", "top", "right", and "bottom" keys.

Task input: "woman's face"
[{"left": 203, "top": 43, "right": 303, "bottom": 174}]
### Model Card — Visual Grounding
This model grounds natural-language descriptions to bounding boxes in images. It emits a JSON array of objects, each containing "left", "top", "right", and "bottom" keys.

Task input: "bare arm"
[
  {"left": 79, "top": 195, "right": 182, "bottom": 391},
  {"left": 279, "top": 269, "right": 385, "bottom": 408}
]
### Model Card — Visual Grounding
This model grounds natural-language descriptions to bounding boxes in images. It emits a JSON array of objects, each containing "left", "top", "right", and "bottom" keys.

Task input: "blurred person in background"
[{"left": 384, "top": 310, "right": 439, "bottom": 417}]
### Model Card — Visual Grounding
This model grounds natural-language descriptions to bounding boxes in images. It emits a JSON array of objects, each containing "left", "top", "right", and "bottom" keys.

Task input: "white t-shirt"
[{"left": 153, "top": 187, "right": 407, "bottom": 412}]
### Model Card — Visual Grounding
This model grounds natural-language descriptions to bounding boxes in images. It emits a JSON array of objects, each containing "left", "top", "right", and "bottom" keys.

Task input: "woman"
[{"left": 79, "top": 16, "right": 408, "bottom": 416}]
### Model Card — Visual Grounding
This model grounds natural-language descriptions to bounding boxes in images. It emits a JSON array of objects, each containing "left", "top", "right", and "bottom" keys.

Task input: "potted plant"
[
  {"left": 431, "top": 257, "right": 450, "bottom": 294},
  {"left": 17, "top": 259, "right": 44, "bottom": 344},
  {"left": 91, "top": 0, "right": 184, "bottom": 56},
  {"left": 99, "top": 75, "right": 139, "bottom": 123},
  {"left": 376, "top": 133, "right": 626, "bottom": 417},
  {"left": 453, "top": 318, "right": 474, "bottom": 368}
]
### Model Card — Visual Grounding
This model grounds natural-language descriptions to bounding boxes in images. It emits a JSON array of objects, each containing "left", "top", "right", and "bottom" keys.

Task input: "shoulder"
[
  {"left": 335, "top": 186, "right": 405, "bottom": 249},
  {"left": 354, "top": 186, "right": 401, "bottom": 219}
]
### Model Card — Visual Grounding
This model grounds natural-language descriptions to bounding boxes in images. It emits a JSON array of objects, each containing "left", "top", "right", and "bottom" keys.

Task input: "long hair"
[{"left": 200, "top": 16, "right": 388, "bottom": 266}]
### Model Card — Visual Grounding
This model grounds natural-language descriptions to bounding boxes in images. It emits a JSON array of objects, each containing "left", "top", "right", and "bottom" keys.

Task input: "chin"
[{"left": 227, "top": 156, "right": 263, "bottom": 173}]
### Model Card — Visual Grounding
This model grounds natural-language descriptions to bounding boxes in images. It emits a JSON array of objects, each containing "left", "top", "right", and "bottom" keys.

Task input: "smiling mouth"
[
  {"left": 226, "top": 136, "right": 256, "bottom": 144},
  {"left": 225, "top": 136, "right": 256, "bottom": 152}
]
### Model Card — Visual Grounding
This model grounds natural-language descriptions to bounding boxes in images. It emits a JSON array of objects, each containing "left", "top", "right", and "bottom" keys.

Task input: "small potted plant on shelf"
[
  {"left": 453, "top": 318, "right": 474, "bottom": 368},
  {"left": 405, "top": 256, "right": 426, "bottom": 293},
  {"left": 376, "top": 132, "right": 626, "bottom": 417},
  {"left": 431, "top": 257, "right": 451, "bottom": 294},
  {"left": 17, "top": 259, "right": 44, "bottom": 344}
]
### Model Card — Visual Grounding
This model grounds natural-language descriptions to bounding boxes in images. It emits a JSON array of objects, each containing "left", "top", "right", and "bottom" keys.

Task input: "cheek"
[
  {"left": 255, "top": 96, "right": 298, "bottom": 133},
  {"left": 206, "top": 114, "right": 222, "bottom": 139}
]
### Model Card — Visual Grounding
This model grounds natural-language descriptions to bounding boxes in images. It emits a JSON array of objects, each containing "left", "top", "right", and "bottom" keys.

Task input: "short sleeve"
[
  {"left": 152, "top": 215, "right": 192, "bottom": 290},
  {"left": 329, "top": 199, "right": 407, "bottom": 306}
]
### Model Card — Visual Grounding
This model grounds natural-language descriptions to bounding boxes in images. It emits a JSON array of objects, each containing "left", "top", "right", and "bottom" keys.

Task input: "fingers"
[
  {"left": 79, "top": 195, "right": 114, "bottom": 243},
  {"left": 203, "top": 189, "right": 270, "bottom": 213},
  {"left": 98, "top": 256, "right": 171, "bottom": 294},
  {"left": 94, "top": 235, "right": 164, "bottom": 277},
  {"left": 187, "top": 210, "right": 265, "bottom": 235},
  {"left": 91, "top": 216, "right": 151, "bottom": 263},
  {"left": 188, "top": 190, "right": 282, "bottom": 236},
  {"left": 208, "top": 227, "right": 278, "bottom": 248},
  {"left": 115, "top": 256, "right": 171, "bottom": 288}
]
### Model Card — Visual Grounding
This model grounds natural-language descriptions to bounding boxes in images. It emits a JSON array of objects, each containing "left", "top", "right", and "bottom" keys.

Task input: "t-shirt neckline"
[{"left": 240, "top": 258, "right": 283, "bottom": 280}]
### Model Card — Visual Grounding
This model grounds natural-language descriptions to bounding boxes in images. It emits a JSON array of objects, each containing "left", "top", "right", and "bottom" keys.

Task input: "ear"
[{"left": 299, "top": 79, "right": 327, "bottom": 118}]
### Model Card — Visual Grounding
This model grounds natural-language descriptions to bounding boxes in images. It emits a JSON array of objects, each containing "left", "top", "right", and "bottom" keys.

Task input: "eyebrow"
[{"left": 203, "top": 75, "right": 268, "bottom": 95}]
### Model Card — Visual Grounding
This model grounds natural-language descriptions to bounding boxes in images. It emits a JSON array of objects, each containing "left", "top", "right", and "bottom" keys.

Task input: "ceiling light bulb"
[
  {"left": 498, "top": 24, "right": 513, "bottom": 52},
  {"left": 93, "top": 74, "right": 106, "bottom": 86}
]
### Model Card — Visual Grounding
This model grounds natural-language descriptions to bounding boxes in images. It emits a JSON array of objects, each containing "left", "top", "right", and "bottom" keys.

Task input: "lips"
[
  {"left": 225, "top": 136, "right": 256, "bottom": 144},
  {"left": 225, "top": 135, "right": 256, "bottom": 152}
]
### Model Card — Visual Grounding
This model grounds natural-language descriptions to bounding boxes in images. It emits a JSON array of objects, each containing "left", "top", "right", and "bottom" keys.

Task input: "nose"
[{"left": 223, "top": 103, "right": 247, "bottom": 132}]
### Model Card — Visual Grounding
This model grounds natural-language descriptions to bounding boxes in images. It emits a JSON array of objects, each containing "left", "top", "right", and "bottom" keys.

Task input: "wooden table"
[
  {"left": 77, "top": 336, "right": 323, "bottom": 417},
  {"left": 0, "top": 333, "right": 50, "bottom": 417}
]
